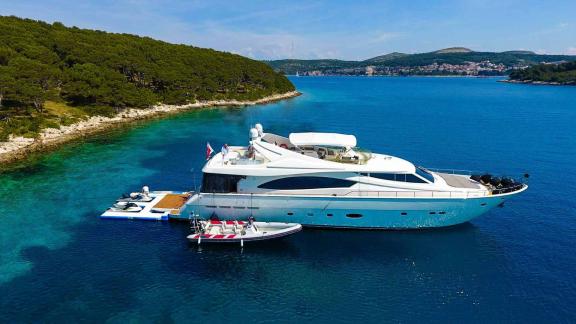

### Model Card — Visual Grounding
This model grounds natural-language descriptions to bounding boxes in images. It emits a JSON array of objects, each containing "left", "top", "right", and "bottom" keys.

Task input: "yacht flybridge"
[{"left": 182, "top": 124, "right": 528, "bottom": 229}]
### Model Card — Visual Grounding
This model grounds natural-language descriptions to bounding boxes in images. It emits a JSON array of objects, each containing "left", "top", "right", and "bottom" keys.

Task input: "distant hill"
[
  {"left": 266, "top": 48, "right": 576, "bottom": 75},
  {"left": 262, "top": 59, "right": 358, "bottom": 74},
  {"left": 364, "top": 52, "right": 408, "bottom": 63},
  {"left": 435, "top": 47, "right": 473, "bottom": 54}
]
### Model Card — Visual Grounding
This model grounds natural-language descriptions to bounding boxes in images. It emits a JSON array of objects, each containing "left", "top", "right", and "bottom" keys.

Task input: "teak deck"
[
  {"left": 153, "top": 194, "right": 190, "bottom": 210},
  {"left": 437, "top": 173, "right": 480, "bottom": 189}
]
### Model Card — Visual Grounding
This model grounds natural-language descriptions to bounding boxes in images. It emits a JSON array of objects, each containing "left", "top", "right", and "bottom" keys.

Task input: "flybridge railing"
[
  {"left": 209, "top": 183, "right": 527, "bottom": 198},
  {"left": 424, "top": 167, "right": 531, "bottom": 186},
  {"left": 422, "top": 167, "right": 475, "bottom": 175}
]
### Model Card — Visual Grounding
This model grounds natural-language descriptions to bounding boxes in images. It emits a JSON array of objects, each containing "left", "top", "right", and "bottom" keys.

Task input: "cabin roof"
[
  {"left": 203, "top": 140, "right": 416, "bottom": 176},
  {"left": 289, "top": 132, "right": 357, "bottom": 148}
]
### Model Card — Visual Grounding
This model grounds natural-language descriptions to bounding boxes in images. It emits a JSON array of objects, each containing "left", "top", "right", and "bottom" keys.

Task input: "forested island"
[
  {"left": 0, "top": 16, "right": 295, "bottom": 142},
  {"left": 506, "top": 61, "right": 576, "bottom": 85}
]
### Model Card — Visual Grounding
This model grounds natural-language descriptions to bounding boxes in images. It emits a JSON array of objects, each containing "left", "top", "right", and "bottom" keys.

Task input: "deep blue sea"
[{"left": 1, "top": 77, "right": 575, "bottom": 323}]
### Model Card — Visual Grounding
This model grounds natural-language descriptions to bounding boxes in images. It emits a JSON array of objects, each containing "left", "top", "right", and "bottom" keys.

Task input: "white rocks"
[
  {"left": 0, "top": 136, "right": 34, "bottom": 154},
  {"left": 0, "top": 91, "right": 300, "bottom": 162}
]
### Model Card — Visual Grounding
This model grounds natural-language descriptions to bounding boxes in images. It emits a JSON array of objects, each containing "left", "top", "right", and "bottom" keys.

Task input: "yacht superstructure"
[{"left": 181, "top": 124, "right": 527, "bottom": 229}]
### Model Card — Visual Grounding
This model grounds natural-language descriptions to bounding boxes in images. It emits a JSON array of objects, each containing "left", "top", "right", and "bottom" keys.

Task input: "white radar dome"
[
  {"left": 249, "top": 128, "right": 259, "bottom": 140},
  {"left": 255, "top": 123, "right": 264, "bottom": 136}
]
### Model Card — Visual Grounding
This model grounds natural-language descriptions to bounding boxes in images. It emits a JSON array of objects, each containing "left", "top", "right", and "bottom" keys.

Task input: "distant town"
[
  {"left": 300, "top": 61, "right": 516, "bottom": 76},
  {"left": 266, "top": 47, "right": 576, "bottom": 77},
  {"left": 296, "top": 60, "right": 576, "bottom": 77}
]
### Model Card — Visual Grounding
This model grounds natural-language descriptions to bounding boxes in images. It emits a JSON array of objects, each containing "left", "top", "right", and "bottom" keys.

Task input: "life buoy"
[{"left": 279, "top": 143, "right": 288, "bottom": 149}]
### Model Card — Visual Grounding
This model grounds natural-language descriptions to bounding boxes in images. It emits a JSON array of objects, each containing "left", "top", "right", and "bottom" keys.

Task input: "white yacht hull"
[{"left": 181, "top": 187, "right": 526, "bottom": 229}]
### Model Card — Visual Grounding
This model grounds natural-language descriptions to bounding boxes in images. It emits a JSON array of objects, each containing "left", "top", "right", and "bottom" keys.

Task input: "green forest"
[
  {"left": 0, "top": 16, "right": 295, "bottom": 140},
  {"left": 509, "top": 61, "right": 576, "bottom": 84}
]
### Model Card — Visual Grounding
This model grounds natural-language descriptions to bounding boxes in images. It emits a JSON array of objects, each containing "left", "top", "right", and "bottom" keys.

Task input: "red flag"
[{"left": 206, "top": 142, "right": 214, "bottom": 160}]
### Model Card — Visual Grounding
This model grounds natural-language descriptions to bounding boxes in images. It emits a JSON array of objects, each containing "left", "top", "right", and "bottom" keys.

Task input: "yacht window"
[
  {"left": 416, "top": 167, "right": 435, "bottom": 183},
  {"left": 258, "top": 177, "right": 356, "bottom": 190},
  {"left": 364, "top": 172, "right": 427, "bottom": 183},
  {"left": 405, "top": 174, "right": 426, "bottom": 183},
  {"left": 369, "top": 173, "right": 396, "bottom": 181},
  {"left": 201, "top": 173, "right": 245, "bottom": 193}
]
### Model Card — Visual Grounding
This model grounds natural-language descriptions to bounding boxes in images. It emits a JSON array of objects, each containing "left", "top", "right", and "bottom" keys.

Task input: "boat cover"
[{"left": 289, "top": 132, "right": 357, "bottom": 148}]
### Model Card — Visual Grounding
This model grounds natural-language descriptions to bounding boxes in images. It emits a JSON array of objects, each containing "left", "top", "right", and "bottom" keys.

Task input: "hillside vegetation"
[
  {"left": 509, "top": 61, "right": 576, "bottom": 84},
  {"left": 434, "top": 47, "right": 473, "bottom": 53},
  {"left": 0, "top": 16, "right": 294, "bottom": 140}
]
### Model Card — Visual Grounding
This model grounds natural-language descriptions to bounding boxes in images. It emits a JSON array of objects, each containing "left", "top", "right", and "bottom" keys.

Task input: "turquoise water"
[{"left": 1, "top": 77, "right": 575, "bottom": 322}]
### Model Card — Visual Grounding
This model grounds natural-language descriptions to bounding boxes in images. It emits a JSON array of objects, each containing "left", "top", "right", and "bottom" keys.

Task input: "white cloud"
[{"left": 566, "top": 47, "right": 576, "bottom": 55}]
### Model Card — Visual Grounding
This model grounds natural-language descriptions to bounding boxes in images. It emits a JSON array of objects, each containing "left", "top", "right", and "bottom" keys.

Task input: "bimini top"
[{"left": 289, "top": 132, "right": 357, "bottom": 148}]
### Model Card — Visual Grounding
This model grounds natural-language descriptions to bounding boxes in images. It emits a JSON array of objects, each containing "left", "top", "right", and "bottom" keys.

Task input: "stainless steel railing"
[
  {"left": 341, "top": 190, "right": 488, "bottom": 198},
  {"left": 422, "top": 167, "right": 476, "bottom": 175},
  {"left": 204, "top": 183, "right": 527, "bottom": 199}
]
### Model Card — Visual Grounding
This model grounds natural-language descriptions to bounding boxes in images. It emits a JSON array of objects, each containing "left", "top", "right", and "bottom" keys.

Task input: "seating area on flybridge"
[{"left": 257, "top": 124, "right": 373, "bottom": 164}]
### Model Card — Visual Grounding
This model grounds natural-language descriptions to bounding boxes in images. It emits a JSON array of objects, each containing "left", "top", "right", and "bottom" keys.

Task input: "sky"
[{"left": 1, "top": 0, "right": 575, "bottom": 60}]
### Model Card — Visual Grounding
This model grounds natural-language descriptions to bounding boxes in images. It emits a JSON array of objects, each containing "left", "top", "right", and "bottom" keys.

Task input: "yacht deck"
[
  {"left": 437, "top": 173, "right": 481, "bottom": 189},
  {"left": 153, "top": 193, "right": 191, "bottom": 210}
]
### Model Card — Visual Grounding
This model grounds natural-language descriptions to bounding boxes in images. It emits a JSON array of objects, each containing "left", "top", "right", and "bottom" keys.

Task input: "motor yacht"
[{"left": 182, "top": 124, "right": 527, "bottom": 229}]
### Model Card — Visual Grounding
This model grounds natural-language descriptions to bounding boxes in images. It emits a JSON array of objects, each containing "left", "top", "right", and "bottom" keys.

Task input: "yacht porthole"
[
  {"left": 346, "top": 213, "right": 362, "bottom": 218},
  {"left": 401, "top": 212, "right": 408, "bottom": 216}
]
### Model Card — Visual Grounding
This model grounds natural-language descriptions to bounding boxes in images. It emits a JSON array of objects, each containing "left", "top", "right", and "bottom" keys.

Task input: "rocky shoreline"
[
  {"left": 0, "top": 91, "right": 301, "bottom": 167},
  {"left": 499, "top": 79, "right": 576, "bottom": 86}
]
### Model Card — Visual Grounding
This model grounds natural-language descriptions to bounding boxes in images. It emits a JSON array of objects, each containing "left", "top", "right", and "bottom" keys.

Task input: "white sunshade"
[{"left": 289, "top": 132, "right": 357, "bottom": 148}]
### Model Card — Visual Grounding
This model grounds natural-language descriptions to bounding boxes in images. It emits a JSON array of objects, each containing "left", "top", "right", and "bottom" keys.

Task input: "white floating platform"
[{"left": 100, "top": 191, "right": 191, "bottom": 221}]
